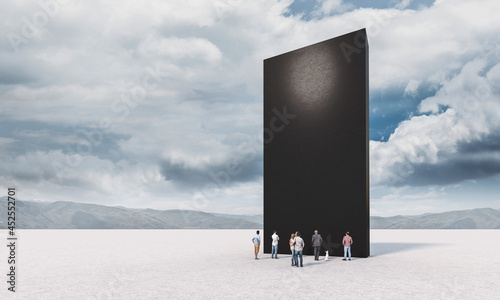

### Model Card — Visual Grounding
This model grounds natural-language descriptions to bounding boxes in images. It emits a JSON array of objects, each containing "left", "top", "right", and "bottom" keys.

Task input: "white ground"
[{"left": 1, "top": 230, "right": 499, "bottom": 299}]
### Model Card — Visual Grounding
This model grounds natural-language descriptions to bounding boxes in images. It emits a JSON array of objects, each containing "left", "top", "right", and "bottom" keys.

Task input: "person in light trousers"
[
  {"left": 293, "top": 231, "right": 305, "bottom": 267},
  {"left": 271, "top": 230, "right": 279, "bottom": 259},
  {"left": 289, "top": 233, "right": 296, "bottom": 266},
  {"left": 342, "top": 231, "right": 353, "bottom": 261}
]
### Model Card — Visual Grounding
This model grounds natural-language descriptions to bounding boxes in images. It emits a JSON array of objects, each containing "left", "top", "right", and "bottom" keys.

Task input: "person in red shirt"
[{"left": 342, "top": 232, "right": 353, "bottom": 261}]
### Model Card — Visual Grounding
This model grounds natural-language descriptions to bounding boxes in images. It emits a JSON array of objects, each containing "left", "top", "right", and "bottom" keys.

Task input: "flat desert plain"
[{"left": 1, "top": 230, "right": 499, "bottom": 299}]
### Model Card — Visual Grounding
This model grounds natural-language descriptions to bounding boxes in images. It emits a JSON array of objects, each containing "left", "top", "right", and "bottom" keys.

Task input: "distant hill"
[
  {"left": 136, "top": 209, "right": 262, "bottom": 229},
  {"left": 371, "top": 208, "right": 500, "bottom": 229},
  {"left": 211, "top": 213, "right": 263, "bottom": 226},
  {"left": 0, "top": 197, "right": 262, "bottom": 229},
  {"left": 370, "top": 215, "right": 415, "bottom": 229}
]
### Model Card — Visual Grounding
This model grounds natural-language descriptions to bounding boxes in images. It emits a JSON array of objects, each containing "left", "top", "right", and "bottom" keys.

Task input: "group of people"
[
  {"left": 289, "top": 231, "right": 305, "bottom": 267},
  {"left": 252, "top": 230, "right": 354, "bottom": 264}
]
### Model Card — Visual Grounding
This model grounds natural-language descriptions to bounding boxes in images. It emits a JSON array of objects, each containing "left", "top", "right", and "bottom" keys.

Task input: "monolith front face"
[{"left": 264, "top": 29, "right": 369, "bottom": 257}]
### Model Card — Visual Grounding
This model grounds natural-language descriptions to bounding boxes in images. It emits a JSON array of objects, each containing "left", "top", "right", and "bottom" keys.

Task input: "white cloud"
[
  {"left": 0, "top": 137, "right": 17, "bottom": 147},
  {"left": 404, "top": 79, "right": 420, "bottom": 97},
  {"left": 138, "top": 35, "right": 222, "bottom": 65},
  {"left": 371, "top": 57, "right": 500, "bottom": 186},
  {"left": 366, "top": 0, "right": 500, "bottom": 89},
  {"left": 394, "top": 0, "right": 411, "bottom": 10},
  {"left": 313, "top": 0, "right": 354, "bottom": 16}
]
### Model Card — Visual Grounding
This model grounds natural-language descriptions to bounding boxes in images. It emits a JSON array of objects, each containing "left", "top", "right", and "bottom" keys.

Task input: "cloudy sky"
[{"left": 1, "top": 0, "right": 499, "bottom": 216}]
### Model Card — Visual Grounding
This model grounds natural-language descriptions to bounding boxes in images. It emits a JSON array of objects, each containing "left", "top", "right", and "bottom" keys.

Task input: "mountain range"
[
  {"left": 1, "top": 197, "right": 499, "bottom": 229},
  {"left": 371, "top": 208, "right": 500, "bottom": 229},
  {"left": 0, "top": 197, "right": 262, "bottom": 229}
]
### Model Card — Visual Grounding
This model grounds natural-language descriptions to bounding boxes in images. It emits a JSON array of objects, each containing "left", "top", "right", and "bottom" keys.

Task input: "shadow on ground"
[{"left": 370, "top": 242, "right": 438, "bottom": 256}]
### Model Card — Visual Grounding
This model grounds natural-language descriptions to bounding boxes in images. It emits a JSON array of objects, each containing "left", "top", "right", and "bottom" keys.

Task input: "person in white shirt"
[
  {"left": 293, "top": 231, "right": 305, "bottom": 267},
  {"left": 271, "top": 230, "right": 279, "bottom": 259},
  {"left": 289, "top": 233, "right": 296, "bottom": 266}
]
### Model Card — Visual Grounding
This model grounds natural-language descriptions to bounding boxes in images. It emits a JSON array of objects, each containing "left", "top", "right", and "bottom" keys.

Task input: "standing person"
[
  {"left": 289, "top": 233, "right": 296, "bottom": 266},
  {"left": 342, "top": 231, "right": 353, "bottom": 261},
  {"left": 271, "top": 230, "right": 279, "bottom": 259},
  {"left": 252, "top": 230, "right": 261, "bottom": 260},
  {"left": 293, "top": 231, "right": 305, "bottom": 267},
  {"left": 311, "top": 230, "right": 323, "bottom": 261}
]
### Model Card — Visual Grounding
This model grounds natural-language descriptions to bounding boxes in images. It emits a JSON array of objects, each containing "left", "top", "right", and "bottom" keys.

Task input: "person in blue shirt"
[{"left": 252, "top": 230, "right": 261, "bottom": 260}]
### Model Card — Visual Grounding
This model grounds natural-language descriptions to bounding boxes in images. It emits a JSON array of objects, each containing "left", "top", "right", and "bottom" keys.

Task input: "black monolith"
[{"left": 264, "top": 29, "right": 369, "bottom": 257}]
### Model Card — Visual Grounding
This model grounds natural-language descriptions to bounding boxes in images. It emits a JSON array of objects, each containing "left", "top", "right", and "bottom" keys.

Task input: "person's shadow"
[
  {"left": 370, "top": 242, "right": 436, "bottom": 256},
  {"left": 318, "top": 234, "right": 436, "bottom": 258}
]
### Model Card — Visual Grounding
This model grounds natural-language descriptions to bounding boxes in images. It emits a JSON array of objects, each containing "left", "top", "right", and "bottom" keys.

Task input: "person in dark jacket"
[{"left": 311, "top": 230, "right": 323, "bottom": 261}]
